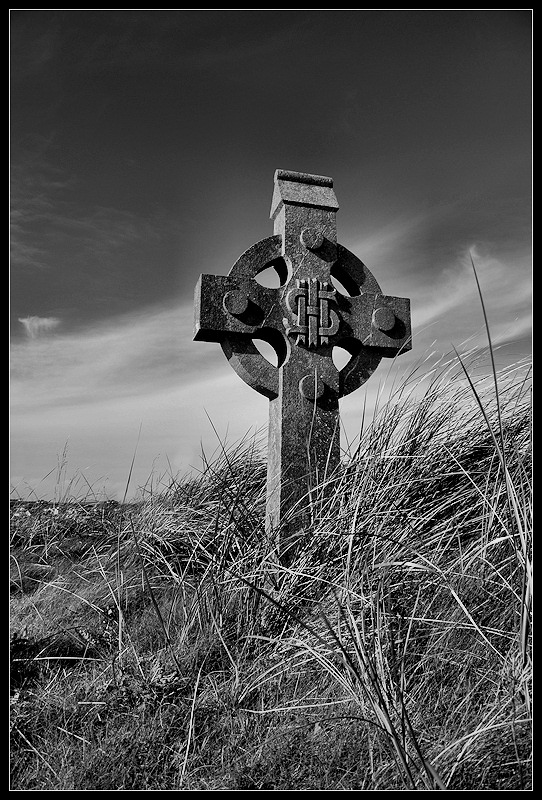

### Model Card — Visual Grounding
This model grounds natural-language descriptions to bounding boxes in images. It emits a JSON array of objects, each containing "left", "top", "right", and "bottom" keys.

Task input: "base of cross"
[{"left": 194, "top": 169, "right": 411, "bottom": 564}]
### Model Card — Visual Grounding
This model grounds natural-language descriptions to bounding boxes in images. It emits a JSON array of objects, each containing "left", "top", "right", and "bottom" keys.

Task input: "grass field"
[{"left": 10, "top": 347, "right": 532, "bottom": 790}]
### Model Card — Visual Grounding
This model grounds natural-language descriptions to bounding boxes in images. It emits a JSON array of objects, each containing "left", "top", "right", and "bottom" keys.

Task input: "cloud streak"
[
  {"left": 11, "top": 302, "right": 199, "bottom": 407},
  {"left": 11, "top": 172, "right": 164, "bottom": 272},
  {"left": 10, "top": 300, "right": 268, "bottom": 499},
  {"left": 410, "top": 246, "right": 531, "bottom": 350},
  {"left": 345, "top": 200, "right": 531, "bottom": 355},
  {"left": 18, "top": 315, "right": 61, "bottom": 339}
]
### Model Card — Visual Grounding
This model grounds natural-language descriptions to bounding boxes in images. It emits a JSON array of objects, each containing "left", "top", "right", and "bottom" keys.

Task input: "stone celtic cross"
[{"left": 194, "top": 169, "right": 411, "bottom": 553}]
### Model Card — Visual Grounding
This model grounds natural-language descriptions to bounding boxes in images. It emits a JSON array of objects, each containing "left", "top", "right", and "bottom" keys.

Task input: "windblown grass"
[{"left": 10, "top": 349, "right": 531, "bottom": 790}]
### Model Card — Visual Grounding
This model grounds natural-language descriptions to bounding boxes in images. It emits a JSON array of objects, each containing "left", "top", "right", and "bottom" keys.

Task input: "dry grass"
[{"left": 10, "top": 348, "right": 531, "bottom": 790}]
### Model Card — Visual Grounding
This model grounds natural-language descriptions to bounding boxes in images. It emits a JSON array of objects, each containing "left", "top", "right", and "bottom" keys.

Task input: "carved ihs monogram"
[{"left": 283, "top": 278, "right": 339, "bottom": 348}]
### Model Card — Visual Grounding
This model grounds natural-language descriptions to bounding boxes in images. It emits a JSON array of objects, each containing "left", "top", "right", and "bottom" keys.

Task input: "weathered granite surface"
[{"left": 194, "top": 169, "right": 411, "bottom": 557}]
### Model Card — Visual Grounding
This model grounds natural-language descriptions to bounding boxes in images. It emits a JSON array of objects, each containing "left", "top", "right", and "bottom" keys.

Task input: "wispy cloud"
[
  {"left": 10, "top": 147, "right": 178, "bottom": 277},
  {"left": 11, "top": 303, "right": 197, "bottom": 408},
  {"left": 18, "top": 316, "right": 61, "bottom": 339},
  {"left": 346, "top": 202, "right": 531, "bottom": 355},
  {"left": 10, "top": 301, "right": 267, "bottom": 498},
  {"left": 411, "top": 246, "right": 531, "bottom": 351},
  {"left": 10, "top": 155, "right": 70, "bottom": 270},
  {"left": 11, "top": 188, "right": 161, "bottom": 273}
]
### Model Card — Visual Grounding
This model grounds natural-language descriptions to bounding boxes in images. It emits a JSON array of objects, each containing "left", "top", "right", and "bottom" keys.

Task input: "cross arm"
[
  {"left": 339, "top": 293, "right": 412, "bottom": 355},
  {"left": 193, "top": 274, "right": 282, "bottom": 343}
]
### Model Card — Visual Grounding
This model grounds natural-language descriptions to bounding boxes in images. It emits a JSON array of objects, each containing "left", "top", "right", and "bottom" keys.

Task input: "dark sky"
[{"left": 10, "top": 10, "right": 531, "bottom": 499}]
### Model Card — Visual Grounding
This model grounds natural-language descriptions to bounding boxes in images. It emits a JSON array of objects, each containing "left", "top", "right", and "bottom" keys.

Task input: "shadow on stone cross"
[{"left": 194, "top": 169, "right": 411, "bottom": 563}]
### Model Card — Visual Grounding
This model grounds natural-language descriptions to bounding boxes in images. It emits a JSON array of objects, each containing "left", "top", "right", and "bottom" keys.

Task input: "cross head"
[{"left": 194, "top": 169, "right": 411, "bottom": 558}]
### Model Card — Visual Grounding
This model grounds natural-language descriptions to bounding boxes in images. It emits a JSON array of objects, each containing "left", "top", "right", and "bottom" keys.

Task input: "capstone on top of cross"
[
  {"left": 274, "top": 169, "right": 334, "bottom": 187},
  {"left": 270, "top": 169, "right": 339, "bottom": 224}
]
